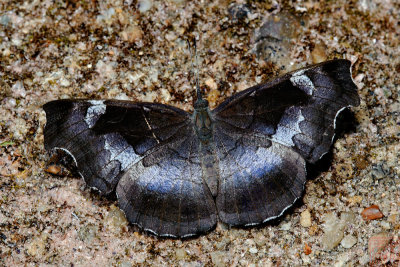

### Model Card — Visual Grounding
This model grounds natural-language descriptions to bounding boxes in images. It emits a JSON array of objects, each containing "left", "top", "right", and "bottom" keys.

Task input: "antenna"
[{"left": 187, "top": 38, "right": 202, "bottom": 100}]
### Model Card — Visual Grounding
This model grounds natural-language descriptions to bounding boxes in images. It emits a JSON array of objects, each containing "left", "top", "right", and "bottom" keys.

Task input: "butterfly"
[{"left": 43, "top": 59, "right": 359, "bottom": 238}]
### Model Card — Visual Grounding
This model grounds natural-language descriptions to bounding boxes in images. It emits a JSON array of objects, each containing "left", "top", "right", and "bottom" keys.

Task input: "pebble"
[
  {"left": 205, "top": 77, "right": 218, "bottom": 91},
  {"left": 321, "top": 213, "right": 346, "bottom": 250},
  {"left": 210, "top": 251, "right": 226, "bottom": 267},
  {"left": 323, "top": 212, "right": 338, "bottom": 231},
  {"left": 254, "top": 234, "right": 268, "bottom": 246},
  {"left": 11, "top": 81, "right": 26, "bottom": 98},
  {"left": 105, "top": 205, "right": 128, "bottom": 234},
  {"left": 8, "top": 117, "right": 28, "bottom": 140},
  {"left": 228, "top": 3, "right": 251, "bottom": 23},
  {"left": 175, "top": 248, "right": 187, "bottom": 260},
  {"left": 361, "top": 204, "right": 384, "bottom": 220},
  {"left": 215, "top": 237, "right": 230, "bottom": 250},
  {"left": 300, "top": 209, "right": 312, "bottom": 227},
  {"left": 311, "top": 43, "right": 327, "bottom": 63},
  {"left": 26, "top": 233, "right": 48, "bottom": 258},
  {"left": 207, "top": 89, "right": 221, "bottom": 108},
  {"left": 308, "top": 225, "right": 318, "bottom": 236},
  {"left": 118, "top": 262, "right": 132, "bottom": 267},
  {"left": 253, "top": 12, "right": 301, "bottom": 70},
  {"left": 333, "top": 252, "right": 351, "bottom": 266},
  {"left": 321, "top": 228, "right": 344, "bottom": 251},
  {"left": 256, "top": 12, "right": 299, "bottom": 41},
  {"left": 368, "top": 232, "right": 392, "bottom": 259},
  {"left": 138, "top": 0, "right": 152, "bottom": 13},
  {"left": 60, "top": 77, "right": 71, "bottom": 87},
  {"left": 358, "top": 0, "right": 377, "bottom": 13},
  {"left": 381, "top": 221, "right": 391, "bottom": 230},
  {"left": 371, "top": 165, "right": 386, "bottom": 179},
  {"left": 160, "top": 88, "right": 171, "bottom": 102},
  {"left": 304, "top": 243, "right": 312, "bottom": 255},
  {"left": 280, "top": 221, "right": 291, "bottom": 231},
  {"left": 347, "top": 195, "right": 363, "bottom": 206},
  {"left": 120, "top": 25, "right": 143, "bottom": 44},
  {"left": 340, "top": 235, "right": 357, "bottom": 248},
  {"left": 387, "top": 214, "right": 398, "bottom": 223},
  {"left": 96, "top": 60, "right": 116, "bottom": 80},
  {"left": 341, "top": 212, "right": 356, "bottom": 225},
  {"left": 45, "top": 165, "right": 62, "bottom": 175},
  {"left": 0, "top": 212, "right": 7, "bottom": 224},
  {"left": 321, "top": 211, "right": 356, "bottom": 250},
  {"left": 78, "top": 224, "right": 98, "bottom": 243},
  {"left": 0, "top": 14, "right": 10, "bottom": 26},
  {"left": 249, "top": 247, "right": 258, "bottom": 254}
]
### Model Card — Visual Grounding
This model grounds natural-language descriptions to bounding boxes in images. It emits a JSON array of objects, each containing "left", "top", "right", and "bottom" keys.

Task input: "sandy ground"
[{"left": 0, "top": 0, "right": 399, "bottom": 266}]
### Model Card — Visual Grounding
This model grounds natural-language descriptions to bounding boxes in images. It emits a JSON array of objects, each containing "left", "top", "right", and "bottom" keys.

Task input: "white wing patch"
[
  {"left": 272, "top": 107, "right": 304, "bottom": 147},
  {"left": 290, "top": 70, "right": 314, "bottom": 96},
  {"left": 104, "top": 133, "right": 141, "bottom": 171},
  {"left": 85, "top": 100, "right": 106, "bottom": 128}
]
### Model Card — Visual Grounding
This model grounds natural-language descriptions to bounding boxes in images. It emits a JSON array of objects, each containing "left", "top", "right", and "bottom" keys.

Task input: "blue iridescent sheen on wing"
[{"left": 43, "top": 59, "right": 359, "bottom": 237}]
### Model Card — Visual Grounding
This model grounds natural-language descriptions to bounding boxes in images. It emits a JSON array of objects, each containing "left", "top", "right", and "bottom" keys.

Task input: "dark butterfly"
[{"left": 43, "top": 59, "right": 359, "bottom": 238}]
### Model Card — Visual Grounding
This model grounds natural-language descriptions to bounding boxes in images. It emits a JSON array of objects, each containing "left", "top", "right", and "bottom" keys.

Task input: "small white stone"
[
  {"left": 280, "top": 221, "right": 291, "bottom": 231},
  {"left": 10, "top": 117, "right": 28, "bottom": 140},
  {"left": 12, "top": 37, "right": 22, "bottom": 46},
  {"left": 249, "top": 247, "right": 258, "bottom": 254},
  {"left": 127, "top": 71, "right": 144, "bottom": 83},
  {"left": 322, "top": 229, "right": 344, "bottom": 250},
  {"left": 76, "top": 42, "right": 87, "bottom": 51},
  {"left": 205, "top": 77, "right": 218, "bottom": 90},
  {"left": 104, "top": 205, "right": 128, "bottom": 234},
  {"left": 340, "top": 235, "right": 357, "bottom": 248},
  {"left": 333, "top": 252, "right": 351, "bottom": 266},
  {"left": 96, "top": 60, "right": 116, "bottom": 79},
  {"left": 0, "top": 211, "right": 7, "bottom": 224},
  {"left": 381, "top": 221, "right": 391, "bottom": 230},
  {"left": 210, "top": 251, "right": 225, "bottom": 266},
  {"left": 160, "top": 88, "right": 171, "bottom": 102},
  {"left": 321, "top": 213, "right": 345, "bottom": 250},
  {"left": 120, "top": 25, "right": 143, "bottom": 43},
  {"left": 11, "top": 81, "right": 26, "bottom": 98},
  {"left": 138, "top": 0, "right": 152, "bottom": 13},
  {"left": 300, "top": 209, "right": 312, "bottom": 227},
  {"left": 175, "top": 248, "right": 187, "bottom": 260},
  {"left": 60, "top": 77, "right": 71, "bottom": 87},
  {"left": 3, "top": 48, "right": 11, "bottom": 56}
]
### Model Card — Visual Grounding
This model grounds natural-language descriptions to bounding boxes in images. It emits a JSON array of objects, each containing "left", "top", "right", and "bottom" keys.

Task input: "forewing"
[
  {"left": 43, "top": 99, "right": 191, "bottom": 194},
  {"left": 116, "top": 130, "right": 217, "bottom": 238},
  {"left": 212, "top": 59, "right": 359, "bottom": 163},
  {"left": 213, "top": 125, "right": 306, "bottom": 226}
]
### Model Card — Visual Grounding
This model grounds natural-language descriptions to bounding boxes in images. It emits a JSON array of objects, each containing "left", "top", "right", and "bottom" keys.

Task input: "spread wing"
[
  {"left": 43, "top": 99, "right": 217, "bottom": 237},
  {"left": 116, "top": 135, "right": 217, "bottom": 238},
  {"left": 214, "top": 129, "right": 306, "bottom": 226},
  {"left": 212, "top": 59, "right": 359, "bottom": 225}
]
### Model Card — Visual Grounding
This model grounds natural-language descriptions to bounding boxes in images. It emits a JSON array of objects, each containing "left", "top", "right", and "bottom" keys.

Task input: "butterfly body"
[
  {"left": 193, "top": 98, "right": 213, "bottom": 143},
  {"left": 43, "top": 59, "right": 359, "bottom": 238}
]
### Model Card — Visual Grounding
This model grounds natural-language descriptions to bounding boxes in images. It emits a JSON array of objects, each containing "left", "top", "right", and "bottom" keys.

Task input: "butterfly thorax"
[{"left": 193, "top": 98, "right": 213, "bottom": 143}]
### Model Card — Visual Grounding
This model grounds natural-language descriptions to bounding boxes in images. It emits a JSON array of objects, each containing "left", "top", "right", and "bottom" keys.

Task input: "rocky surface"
[{"left": 0, "top": 0, "right": 399, "bottom": 266}]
